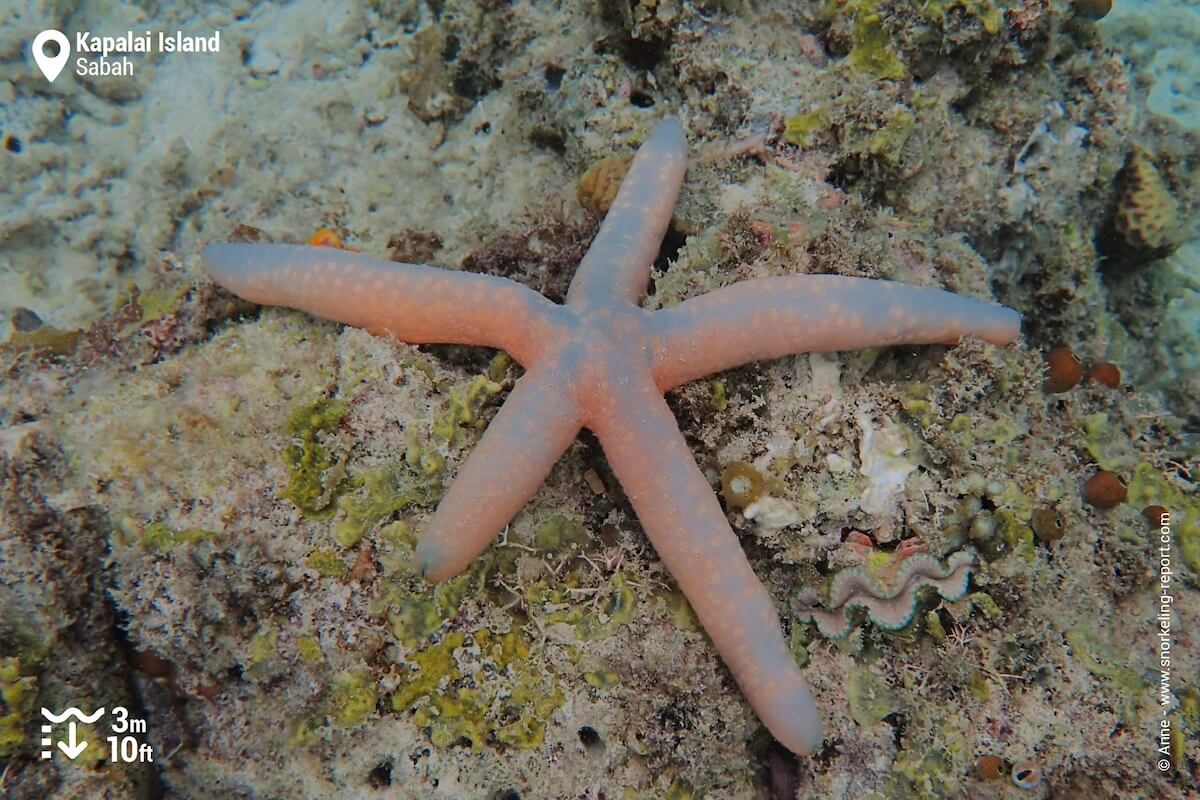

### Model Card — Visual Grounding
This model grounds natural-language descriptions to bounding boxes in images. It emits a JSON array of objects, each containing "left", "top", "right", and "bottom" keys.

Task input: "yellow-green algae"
[
  {"left": 131, "top": 281, "right": 190, "bottom": 327},
  {"left": 866, "top": 108, "right": 915, "bottom": 165},
  {"left": 899, "top": 382, "right": 936, "bottom": 429},
  {"left": 332, "top": 462, "right": 441, "bottom": 548},
  {"left": 1127, "top": 462, "right": 1200, "bottom": 575},
  {"left": 391, "top": 628, "right": 565, "bottom": 750},
  {"left": 783, "top": 110, "right": 826, "bottom": 147},
  {"left": 887, "top": 735, "right": 966, "bottom": 798},
  {"left": 118, "top": 517, "right": 217, "bottom": 552},
  {"left": 966, "top": 669, "right": 990, "bottom": 701},
  {"left": 919, "top": 0, "right": 1004, "bottom": 35},
  {"left": 281, "top": 398, "right": 349, "bottom": 518},
  {"left": 405, "top": 427, "right": 445, "bottom": 476},
  {"left": 1066, "top": 625, "right": 1147, "bottom": 723},
  {"left": 329, "top": 670, "right": 378, "bottom": 727},
  {"left": 533, "top": 514, "right": 590, "bottom": 554},
  {"left": 925, "top": 609, "right": 947, "bottom": 641},
  {"left": 994, "top": 509, "right": 1036, "bottom": 562},
  {"left": 370, "top": 521, "right": 495, "bottom": 647},
  {"left": 541, "top": 573, "right": 638, "bottom": 641},
  {"left": 1082, "top": 412, "right": 1123, "bottom": 471},
  {"left": 709, "top": 379, "right": 727, "bottom": 411},
  {"left": 0, "top": 656, "right": 37, "bottom": 757},
  {"left": 431, "top": 373, "right": 504, "bottom": 447},
  {"left": 246, "top": 626, "right": 278, "bottom": 675},
  {"left": 846, "top": 10, "right": 907, "bottom": 80},
  {"left": 664, "top": 779, "right": 695, "bottom": 800},
  {"left": 967, "top": 592, "right": 1002, "bottom": 622},
  {"left": 296, "top": 634, "right": 323, "bottom": 662},
  {"left": 306, "top": 548, "right": 349, "bottom": 578},
  {"left": 583, "top": 666, "right": 621, "bottom": 689},
  {"left": 847, "top": 664, "right": 899, "bottom": 726}
]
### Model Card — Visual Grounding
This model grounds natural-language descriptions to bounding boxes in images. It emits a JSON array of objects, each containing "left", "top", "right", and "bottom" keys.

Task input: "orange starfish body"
[{"left": 203, "top": 119, "right": 1020, "bottom": 755}]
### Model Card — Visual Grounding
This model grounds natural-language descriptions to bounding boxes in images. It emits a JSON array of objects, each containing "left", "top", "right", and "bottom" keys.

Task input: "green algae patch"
[
  {"left": 432, "top": 374, "right": 503, "bottom": 447},
  {"left": 1080, "top": 412, "right": 1134, "bottom": 473},
  {"left": 967, "top": 592, "right": 1002, "bottom": 623},
  {"left": 0, "top": 325, "right": 83, "bottom": 357},
  {"left": 994, "top": 509, "right": 1036, "bottom": 562},
  {"left": 867, "top": 109, "right": 915, "bottom": 164},
  {"left": 1066, "top": 625, "right": 1146, "bottom": 722},
  {"left": 433, "top": 556, "right": 493, "bottom": 618},
  {"left": 984, "top": 415, "right": 1022, "bottom": 446},
  {"left": 848, "top": 13, "right": 907, "bottom": 80},
  {"left": 583, "top": 667, "right": 621, "bottom": 689},
  {"left": 709, "top": 379, "right": 728, "bottom": 411},
  {"left": 784, "top": 111, "right": 826, "bottom": 147},
  {"left": 137, "top": 520, "right": 217, "bottom": 552},
  {"left": 404, "top": 427, "right": 445, "bottom": 476},
  {"left": 246, "top": 627, "right": 278, "bottom": 676},
  {"left": 899, "top": 383, "right": 936, "bottom": 429},
  {"left": 307, "top": 549, "right": 349, "bottom": 578},
  {"left": 577, "top": 574, "right": 636, "bottom": 640},
  {"left": 1127, "top": 462, "right": 1200, "bottom": 575},
  {"left": 528, "top": 567, "right": 638, "bottom": 641},
  {"left": 847, "top": 664, "right": 899, "bottom": 726},
  {"left": 134, "top": 282, "right": 190, "bottom": 326},
  {"left": 920, "top": 0, "right": 1004, "bottom": 35},
  {"left": 0, "top": 657, "right": 38, "bottom": 757},
  {"left": 665, "top": 780, "right": 696, "bottom": 800},
  {"left": 533, "top": 514, "right": 589, "bottom": 555},
  {"left": 392, "top": 628, "right": 565, "bottom": 750},
  {"left": 384, "top": 561, "right": 493, "bottom": 647},
  {"left": 888, "top": 745, "right": 962, "bottom": 798},
  {"left": 924, "top": 610, "right": 947, "bottom": 641},
  {"left": 329, "top": 670, "right": 378, "bottom": 727},
  {"left": 665, "top": 589, "right": 701, "bottom": 633},
  {"left": 371, "top": 522, "right": 495, "bottom": 647},
  {"left": 966, "top": 669, "right": 990, "bottom": 701},
  {"left": 332, "top": 462, "right": 441, "bottom": 548},
  {"left": 282, "top": 398, "right": 350, "bottom": 518},
  {"left": 286, "top": 715, "right": 321, "bottom": 749},
  {"left": 296, "top": 635, "right": 323, "bottom": 662}
]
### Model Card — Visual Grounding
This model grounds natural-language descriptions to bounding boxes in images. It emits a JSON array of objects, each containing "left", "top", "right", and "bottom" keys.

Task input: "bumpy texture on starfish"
[{"left": 203, "top": 118, "right": 1020, "bottom": 755}]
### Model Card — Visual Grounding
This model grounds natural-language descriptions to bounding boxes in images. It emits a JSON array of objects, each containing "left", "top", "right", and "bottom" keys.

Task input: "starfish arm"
[
  {"left": 650, "top": 275, "right": 1021, "bottom": 390},
  {"left": 566, "top": 119, "right": 688, "bottom": 308},
  {"left": 590, "top": 375, "right": 822, "bottom": 755},
  {"left": 202, "top": 243, "right": 563, "bottom": 366},
  {"left": 415, "top": 363, "right": 582, "bottom": 582}
]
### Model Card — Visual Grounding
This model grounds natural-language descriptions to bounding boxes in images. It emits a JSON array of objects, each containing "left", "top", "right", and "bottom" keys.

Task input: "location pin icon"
[{"left": 32, "top": 30, "right": 70, "bottom": 83}]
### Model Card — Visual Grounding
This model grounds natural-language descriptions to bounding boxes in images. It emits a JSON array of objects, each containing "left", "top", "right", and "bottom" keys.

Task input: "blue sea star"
[{"left": 203, "top": 118, "right": 1020, "bottom": 754}]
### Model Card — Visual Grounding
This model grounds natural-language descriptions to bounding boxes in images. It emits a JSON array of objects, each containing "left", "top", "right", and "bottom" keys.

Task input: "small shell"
[
  {"left": 1110, "top": 148, "right": 1181, "bottom": 257},
  {"left": 1011, "top": 759, "right": 1043, "bottom": 790}
]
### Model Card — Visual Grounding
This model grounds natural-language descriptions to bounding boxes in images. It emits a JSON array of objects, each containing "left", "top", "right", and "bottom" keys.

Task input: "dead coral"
[
  {"left": 0, "top": 433, "right": 158, "bottom": 797},
  {"left": 460, "top": 205, "right": 596, "bottom": 303}
]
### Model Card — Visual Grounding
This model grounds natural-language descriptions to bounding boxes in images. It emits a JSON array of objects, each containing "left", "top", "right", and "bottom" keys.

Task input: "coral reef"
[{"left": 1, "top": 0, "right": 1197, "bottom": 797}]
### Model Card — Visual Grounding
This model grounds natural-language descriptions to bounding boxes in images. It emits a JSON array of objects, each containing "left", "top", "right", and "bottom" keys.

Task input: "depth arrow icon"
[{"left": 58, "top": 721, "right": 87, "bottom": 759}]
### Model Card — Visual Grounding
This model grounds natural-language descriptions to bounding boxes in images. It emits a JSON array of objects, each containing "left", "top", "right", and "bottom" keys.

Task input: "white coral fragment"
[{"left": 857, "top": 413, "right": 918, "bottom": 518}]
